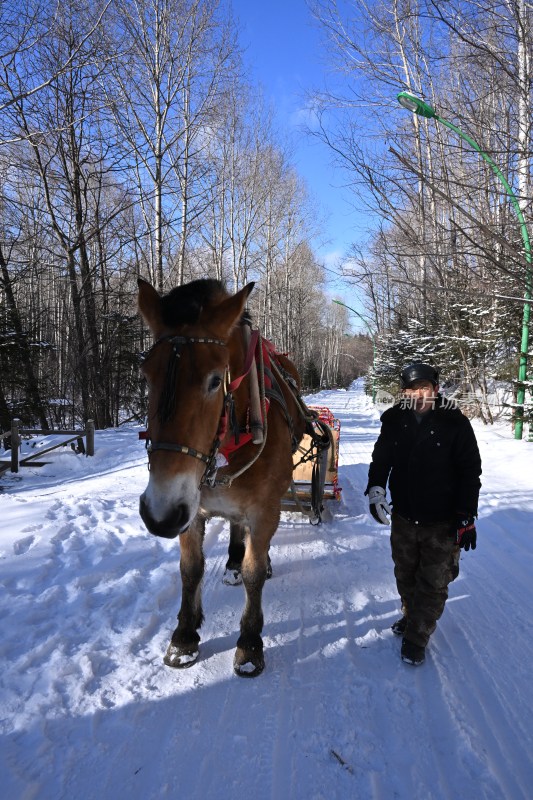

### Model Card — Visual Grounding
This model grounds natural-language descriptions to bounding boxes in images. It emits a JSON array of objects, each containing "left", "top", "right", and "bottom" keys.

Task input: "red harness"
[{"left": 218, "top": 332, "right": 277, "bottom": 459}]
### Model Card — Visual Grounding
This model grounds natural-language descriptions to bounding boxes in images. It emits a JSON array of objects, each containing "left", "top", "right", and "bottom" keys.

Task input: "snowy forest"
[{"left": 1, "top": 0, "right": 532, "bottom": 432}]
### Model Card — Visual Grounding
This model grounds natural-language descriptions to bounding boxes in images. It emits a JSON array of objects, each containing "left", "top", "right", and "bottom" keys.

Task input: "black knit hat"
[{"left": 400, "top": 362, "right": 439, "bottom": 389}]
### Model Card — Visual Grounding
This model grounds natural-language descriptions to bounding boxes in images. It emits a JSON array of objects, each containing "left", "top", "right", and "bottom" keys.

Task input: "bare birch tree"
[{"left": 106, "top": 0, "right": 237, "bottom": 290}]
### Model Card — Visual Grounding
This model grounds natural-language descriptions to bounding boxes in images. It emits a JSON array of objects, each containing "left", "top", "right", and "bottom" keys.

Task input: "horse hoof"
[
  {"left": 164, "top": 643, "right": 199, "bottom": 668},
  {"left": 233, "top": 647, "right": 265, "bottom": 678},
  {"left": 223, "top": 568, "right": 242, "bottom": 586}
]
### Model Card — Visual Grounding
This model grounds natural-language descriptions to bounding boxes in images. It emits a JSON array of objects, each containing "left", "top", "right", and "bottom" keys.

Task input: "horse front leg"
[
  {"left": 224, "top": 522, "right": 272, "bottom": 586},
  {"left": 234, "top": 518, "right": 276, "bottom": 677},
  {"left": 164, "top": 516, "right": 205, "bottom": 668},
  {"left": 223, "top": 522, "right": 246, "bottom": 585}
]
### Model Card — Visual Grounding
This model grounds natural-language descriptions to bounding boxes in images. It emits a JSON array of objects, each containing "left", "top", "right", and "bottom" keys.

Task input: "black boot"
[{"left": 401, "top": 638, "right": 425, "bottom": 666}]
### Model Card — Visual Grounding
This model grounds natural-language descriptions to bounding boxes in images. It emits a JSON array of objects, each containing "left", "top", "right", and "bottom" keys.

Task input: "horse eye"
[{"left": 208, "top": 374, "right": 223, "bottom": 393}]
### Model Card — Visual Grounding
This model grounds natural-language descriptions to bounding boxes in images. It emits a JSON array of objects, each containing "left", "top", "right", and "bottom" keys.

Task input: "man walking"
[{"left": 366, "top": 362, "right": 482, "bottom": 666}]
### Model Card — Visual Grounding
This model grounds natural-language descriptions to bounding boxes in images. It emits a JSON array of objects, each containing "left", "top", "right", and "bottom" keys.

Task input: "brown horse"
[{"left": 137, "top": 278, "right": 306, "bottom": 677}]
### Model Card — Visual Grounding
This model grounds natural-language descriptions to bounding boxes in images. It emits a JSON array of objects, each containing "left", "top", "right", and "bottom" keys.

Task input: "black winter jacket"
[{"left": 366, "top": 397, "right": 482, "bottom": 523}]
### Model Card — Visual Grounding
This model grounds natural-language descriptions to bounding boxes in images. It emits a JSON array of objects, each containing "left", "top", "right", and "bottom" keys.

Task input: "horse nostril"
[{"left": 172, "top": 503, "right": 190, "bottom": 530}]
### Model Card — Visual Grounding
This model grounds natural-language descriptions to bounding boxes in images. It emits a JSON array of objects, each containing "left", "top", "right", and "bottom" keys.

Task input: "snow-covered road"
[{"left": 1, "top": 381, "right": 532, "bottom": 799}]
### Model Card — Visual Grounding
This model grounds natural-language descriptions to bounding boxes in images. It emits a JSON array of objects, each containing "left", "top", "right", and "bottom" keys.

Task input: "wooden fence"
[{"left": 1, "top": 420, "right": 95, "bottom": 474}]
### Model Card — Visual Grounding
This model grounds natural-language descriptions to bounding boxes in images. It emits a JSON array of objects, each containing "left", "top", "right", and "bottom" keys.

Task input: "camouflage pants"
[{"left": 390, "top": 513, "right": 461, "bottom": 647}]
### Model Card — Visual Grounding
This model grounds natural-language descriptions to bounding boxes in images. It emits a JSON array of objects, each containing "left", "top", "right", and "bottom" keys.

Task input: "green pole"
[
  {"left": 397, "top": 91, "right": 532, "bottom": 439},
  {"left": 333, "top": 299, "right": 377, "bottom": 402}
]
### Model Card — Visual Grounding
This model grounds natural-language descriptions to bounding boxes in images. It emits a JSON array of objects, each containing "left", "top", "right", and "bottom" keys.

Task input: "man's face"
[{"left": 403, "top": 379, "right": 438, "bottom": 413}]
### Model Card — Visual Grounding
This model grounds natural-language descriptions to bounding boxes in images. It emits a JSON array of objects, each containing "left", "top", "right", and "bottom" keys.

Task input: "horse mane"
[{"left": 161, "top": 280, "right": 229, "bottom": 327}]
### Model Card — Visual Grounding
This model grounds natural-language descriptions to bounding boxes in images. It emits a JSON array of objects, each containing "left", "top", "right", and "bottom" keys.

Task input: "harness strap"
[
  {"left": 215, "top": 330, "right": 268, "bottom": 486},
  {"left": 227, "top": 329, "right": 259, "bottom": 392},
  {"left": 147, "top": 441, "right": 211, "bottom": 464},
  {"left": 154, "top": 334, "right": 226, "bottom": 350},
  {"left": 269, "top": 357, "right": 318, "bottom": 428},
  {"left": 265, "top": 378, "right": 297, "bottom": 451}
]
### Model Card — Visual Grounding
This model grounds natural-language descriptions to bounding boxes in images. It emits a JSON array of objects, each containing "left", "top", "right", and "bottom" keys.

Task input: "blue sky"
[{"left": 231, "top": 0, "right": 370, "bottom": 321}]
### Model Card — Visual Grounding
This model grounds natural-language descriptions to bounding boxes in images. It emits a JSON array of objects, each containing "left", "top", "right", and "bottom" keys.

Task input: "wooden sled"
[{"left": 281, "top": 406, "right": 341, "bottom": 524}]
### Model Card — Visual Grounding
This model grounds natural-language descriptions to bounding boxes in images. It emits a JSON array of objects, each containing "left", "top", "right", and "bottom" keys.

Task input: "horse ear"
[
  {"left": 137, "top": 278, "right": 164, "bottom": 335},
  {"left": 203, "top": 282, "right": 255, "bottom": 340}
]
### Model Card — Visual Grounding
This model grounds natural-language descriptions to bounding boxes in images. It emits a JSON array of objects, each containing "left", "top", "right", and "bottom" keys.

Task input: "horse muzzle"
[{"left": 139, "top": 493, "right": 192, "bottom": 538}]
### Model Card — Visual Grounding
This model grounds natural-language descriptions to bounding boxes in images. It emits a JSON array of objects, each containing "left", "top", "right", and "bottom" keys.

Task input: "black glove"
[{"left": 456, "top": 515, "right": 477, "bottom": 550}]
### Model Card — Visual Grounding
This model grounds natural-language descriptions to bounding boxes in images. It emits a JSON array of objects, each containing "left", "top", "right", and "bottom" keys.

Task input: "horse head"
[{"left": 137, "top": 278, "right": 254, "bottom": 538}]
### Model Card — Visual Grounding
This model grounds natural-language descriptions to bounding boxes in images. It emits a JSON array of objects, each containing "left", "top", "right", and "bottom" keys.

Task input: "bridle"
[
  {"left": 141, "top": 333, "right": 231, "bottom": 488},
  {"left": 140, "top": 327, "right": 333, "bottom": 517}
]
